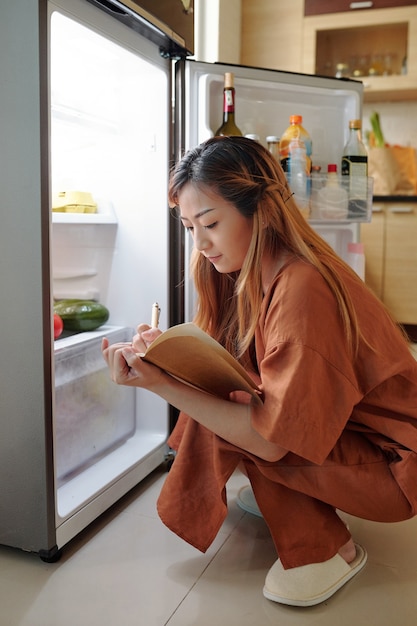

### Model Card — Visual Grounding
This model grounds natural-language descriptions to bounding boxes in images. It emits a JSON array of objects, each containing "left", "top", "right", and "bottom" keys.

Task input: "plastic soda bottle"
[
  {"left": 279, "top": 115, "right": 312, "bottom": 174},
  {"left": 288, "top": 138, "right": 310, "bottom": 219}
]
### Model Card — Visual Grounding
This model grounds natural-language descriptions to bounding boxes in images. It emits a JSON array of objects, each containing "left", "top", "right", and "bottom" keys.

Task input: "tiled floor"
[{"left": 1, "top": 467, "right": 417, "bottom": 626}]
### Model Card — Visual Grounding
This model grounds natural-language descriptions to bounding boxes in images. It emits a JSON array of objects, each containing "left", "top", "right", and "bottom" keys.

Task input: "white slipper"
[
  {"left": 263, "top": 543, "right": 367, "bottom": 607},
  {"left": 236, "top": 485, "right": 263, "bottom": 517}
]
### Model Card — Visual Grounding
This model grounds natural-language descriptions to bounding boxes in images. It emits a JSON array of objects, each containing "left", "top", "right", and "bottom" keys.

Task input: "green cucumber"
[{"left": 53, "top": 299, "right": 109, "bottom": 331}]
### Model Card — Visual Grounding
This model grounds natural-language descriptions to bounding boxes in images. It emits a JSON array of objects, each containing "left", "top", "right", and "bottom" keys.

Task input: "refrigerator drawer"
[{"left": 54, "top": 326, "right": 134, "bottom": 486}]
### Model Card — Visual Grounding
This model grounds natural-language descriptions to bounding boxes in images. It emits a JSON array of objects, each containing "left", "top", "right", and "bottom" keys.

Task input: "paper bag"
[{"left": 368, "top": 146, "right": 417, "bottom": 195}]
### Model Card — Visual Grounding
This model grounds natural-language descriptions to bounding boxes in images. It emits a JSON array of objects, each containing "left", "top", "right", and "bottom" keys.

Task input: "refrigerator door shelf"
[
  {"left": 55, "top": 429, "right": 168, "bottom": 547},
  {"left": 309, "top": 175, "right": 373, "bottom": 223}
]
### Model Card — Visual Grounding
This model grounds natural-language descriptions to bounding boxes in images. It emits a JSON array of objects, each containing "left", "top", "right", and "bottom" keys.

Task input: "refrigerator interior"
[
  {"left": 182, "top": 61, "right": 367, "bottom": 322},
  {"left": 49, "top": 0, "right": 172, "bottom": 547},
  {"left": 185, "top": 62, "right": 363, "bottom": 162}
]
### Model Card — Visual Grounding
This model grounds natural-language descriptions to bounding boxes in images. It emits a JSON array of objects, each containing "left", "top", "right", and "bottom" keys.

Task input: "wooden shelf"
[{"left": 303, "top": 5, "right": 417, "bottom": 103}]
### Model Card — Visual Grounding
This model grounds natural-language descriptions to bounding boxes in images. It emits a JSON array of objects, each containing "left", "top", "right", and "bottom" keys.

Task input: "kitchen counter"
[{"left": 373, "top": 195, "right": 417, "bottom": 202}]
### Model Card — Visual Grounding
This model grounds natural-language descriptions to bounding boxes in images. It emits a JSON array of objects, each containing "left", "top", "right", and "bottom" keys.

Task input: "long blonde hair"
[{"left": 168, "top": 136, "right": 387, "bottom": 359}]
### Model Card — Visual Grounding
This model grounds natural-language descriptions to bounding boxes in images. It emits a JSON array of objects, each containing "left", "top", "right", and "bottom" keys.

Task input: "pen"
[{"left": 151, "top": 302, "right": 160, "bottom": 329}]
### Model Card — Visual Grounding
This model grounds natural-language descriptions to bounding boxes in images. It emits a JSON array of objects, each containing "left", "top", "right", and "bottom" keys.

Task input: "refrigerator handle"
[
  {"left": 87, "top": 0, "right": 128, "bottom": 16},
  {"left": 169, "top": 57, "right": 186, "bottom": 329}
]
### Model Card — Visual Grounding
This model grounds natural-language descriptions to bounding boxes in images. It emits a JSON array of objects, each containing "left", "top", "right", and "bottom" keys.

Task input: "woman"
[{"left": 102, "top": 136, "right": 417, "bottom": 607}]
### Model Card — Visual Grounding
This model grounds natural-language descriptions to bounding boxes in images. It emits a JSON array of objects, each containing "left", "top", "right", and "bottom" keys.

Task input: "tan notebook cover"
[{"left": 140, "top": 323, "right": 262, "bottom": 403}]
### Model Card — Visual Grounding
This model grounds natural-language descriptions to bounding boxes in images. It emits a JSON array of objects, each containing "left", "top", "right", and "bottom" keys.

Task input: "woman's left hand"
[{"left": 132, "top": 323, "right": 162, "bottom": 354}]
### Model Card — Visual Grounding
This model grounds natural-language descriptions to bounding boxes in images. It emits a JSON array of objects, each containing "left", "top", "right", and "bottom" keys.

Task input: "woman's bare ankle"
[{"left": 338, "top": 538, "right": 356, "bottom": 564}]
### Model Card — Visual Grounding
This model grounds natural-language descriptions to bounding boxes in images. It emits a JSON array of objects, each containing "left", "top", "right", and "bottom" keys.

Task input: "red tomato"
[{"left": 54, "top": 313, "right": 64, "bottom": 339}]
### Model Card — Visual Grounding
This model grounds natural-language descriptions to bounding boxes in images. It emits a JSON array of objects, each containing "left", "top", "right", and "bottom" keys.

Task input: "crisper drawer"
[{"left": 54, "top": 326, "right": 134, "bottom": 486}]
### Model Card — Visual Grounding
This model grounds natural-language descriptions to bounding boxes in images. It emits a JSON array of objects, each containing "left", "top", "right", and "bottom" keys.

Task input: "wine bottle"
[{"left": 215, "top": 73, "right": 242, "bottom": 137}]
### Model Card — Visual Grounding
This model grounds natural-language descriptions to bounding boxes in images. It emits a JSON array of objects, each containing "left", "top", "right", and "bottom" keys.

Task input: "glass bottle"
[
  {"left": 245, "top": 134, "right": 260, "bottom": 142},
  {"left": 341, "top": 119, "right": 368, "bottom": 218},
  {"left": 214, "top": 73, "right": 243, "bottom": 137},
  {"left": 266, "top": 135, "right": 280, "bottom": 161}
]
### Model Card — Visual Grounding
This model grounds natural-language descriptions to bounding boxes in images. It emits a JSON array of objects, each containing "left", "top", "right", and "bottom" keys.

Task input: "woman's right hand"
[{"left": 132, "top": 323, "right": 162, "bottom": 354}]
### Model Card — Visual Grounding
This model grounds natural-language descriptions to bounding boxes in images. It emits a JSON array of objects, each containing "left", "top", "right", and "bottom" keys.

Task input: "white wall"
[
  {"left": 193, "top": 0, "right": 241, "bottom": 64},
  {"left": 363, "top": 101, "right": 417, "bottom": 148}
]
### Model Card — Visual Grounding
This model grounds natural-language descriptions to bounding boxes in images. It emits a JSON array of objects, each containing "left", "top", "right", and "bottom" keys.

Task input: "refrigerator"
[{"left": 0, "top": 0, "right": 368, "bottom": 561}]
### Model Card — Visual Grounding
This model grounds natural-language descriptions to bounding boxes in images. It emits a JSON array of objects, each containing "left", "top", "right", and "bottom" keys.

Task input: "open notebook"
[{"left": 140, "top": 323, "right": 262, "bottom": 403}]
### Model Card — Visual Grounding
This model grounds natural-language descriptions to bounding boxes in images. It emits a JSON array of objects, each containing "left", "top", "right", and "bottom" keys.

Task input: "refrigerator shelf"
[
  {"left": 53, "top": 324, "right": 128, "bottom": 353},
  {"left": 52, "top": 212, "right": 117, "bottom": 224},
  {"left": 52, "top": 201, "right": 117, "bottom": 225}
]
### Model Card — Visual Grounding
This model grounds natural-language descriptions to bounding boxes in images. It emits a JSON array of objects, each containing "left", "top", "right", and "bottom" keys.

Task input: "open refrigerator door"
[{"left": 181, "top": 60, "right": 371, "bottom": 321}]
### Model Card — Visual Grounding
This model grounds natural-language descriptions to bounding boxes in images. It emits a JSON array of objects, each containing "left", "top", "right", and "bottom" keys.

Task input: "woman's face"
[{"left": 178, "top": 184, "right": 253, "bottom": 273}]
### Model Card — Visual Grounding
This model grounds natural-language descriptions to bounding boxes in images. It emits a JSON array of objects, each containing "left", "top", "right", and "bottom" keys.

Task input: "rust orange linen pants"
[{"left": 157, "top": 414, "right": 415, "bottom": 570}]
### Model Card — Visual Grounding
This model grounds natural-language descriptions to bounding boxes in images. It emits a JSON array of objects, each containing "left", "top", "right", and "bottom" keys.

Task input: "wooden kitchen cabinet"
[
  {"left": 305, "top": 0, "right": 417, "bottom": 16},
  {"left": 361, "top": 201, "right": 417, "bottom": 324},
  {"left": 360, "top": 204, "right": 384, "bottom": 299},
  {"left": 303, "top": 5, "right": 417, "bottom": 102},
  {"left": 384, "top": 203, "right": 417, "bottom": 323},
  {"left": 240, "top": 0, "right": 304, "bottom": 73}
]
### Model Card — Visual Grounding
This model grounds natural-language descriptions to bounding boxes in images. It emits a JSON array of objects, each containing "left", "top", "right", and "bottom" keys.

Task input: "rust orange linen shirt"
[
  {"left": 251, "top": 258, "right": 417, "bottom": 465},
  {"left": 158, "top": 258, "right": 417, "bottom": 551}
]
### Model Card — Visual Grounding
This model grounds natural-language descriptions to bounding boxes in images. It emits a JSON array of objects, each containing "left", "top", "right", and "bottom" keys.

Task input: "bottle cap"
[
  {"left": 224, "top": 72, "right": 234, "bottom": 89},
  {"left": 266, "top": 135, "right": 280, "bottom": 143},
  {"left": 348, "top": 242, "right": 364, "bottom": 254},
  {"left": 328, "top": 163, "right": 338, "bottom": 173},
  {"left": 349, "top": 119, "right": 362, "bottom": 129},
  {"left": 290, "top": 114, "right": 303, "bottom": 125}
]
